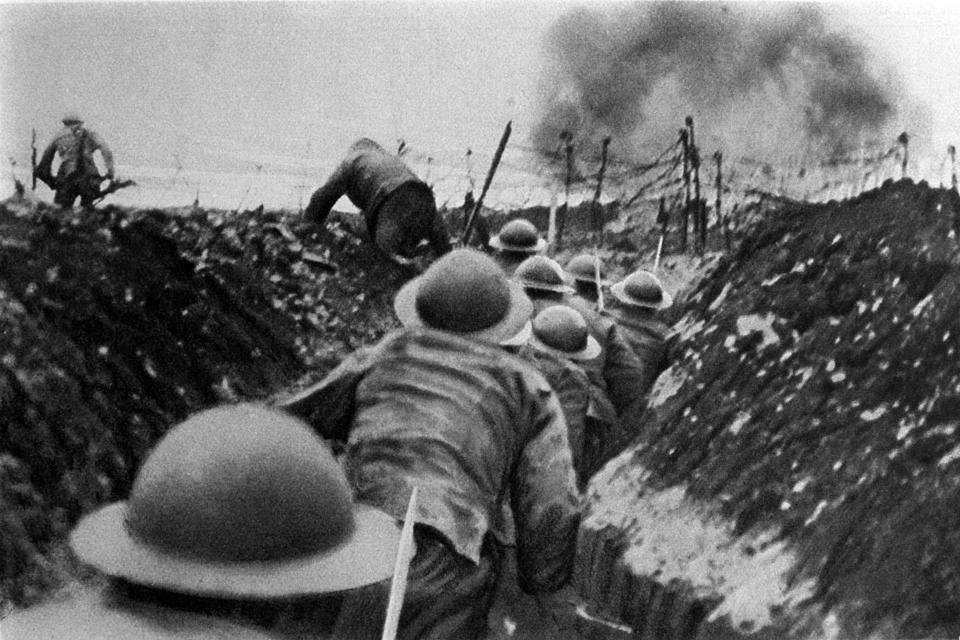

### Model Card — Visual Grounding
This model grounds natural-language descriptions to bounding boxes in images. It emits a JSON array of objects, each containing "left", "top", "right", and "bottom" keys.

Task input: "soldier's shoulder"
[{"left": 2, "top": 588, "right": 278, "bottom": 640}]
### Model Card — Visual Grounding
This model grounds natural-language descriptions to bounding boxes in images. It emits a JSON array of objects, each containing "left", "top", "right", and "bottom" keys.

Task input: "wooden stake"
[
  {"left": 559, "top": 132, "right": 574, "bottom": 248},
  {"left": 687, "top": 116, "right": 704, "bottom": 255},
  {"left": 462, "top": 121, "right": 512, "bottom": 246},
  {"left": 950, "top": 144, "right": 957, "bottom": 190},
  {"left": 591, "top": 137, "right": 611, "bottom": 313},
  {"left": 679, "top": 128, "right": 690, "bottom": 254},
  {"left": 714, "top": 151, "right": 729, "bottom": 251}
]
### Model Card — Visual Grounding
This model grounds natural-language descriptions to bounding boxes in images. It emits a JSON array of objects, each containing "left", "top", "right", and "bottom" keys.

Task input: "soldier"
[
  {"left": 304, "top": 138, "right": 452, "bottom": 261},
  {"left": 521, "top": 304, "right": 621, "bottom": 488},
  {"left": 564, "top": 253, "right": 608, "bottom": 304},
  {"left": 280, "top": 248, "right": 581, "bottom": 640},
  {"left": 489, "top": 218, "right": 547, "bottom": 276},
  {"left": 606, "top": 269, "right": 674, "bottom": 396},
  {"left": 35, "top": 113, "right": 115, "bottom": 209},
  {"left": 3, "top": 404, "right": 401, "bottom": 639},
  {"left": 514, "top": 254, "right": 647, "bottom": 420}
]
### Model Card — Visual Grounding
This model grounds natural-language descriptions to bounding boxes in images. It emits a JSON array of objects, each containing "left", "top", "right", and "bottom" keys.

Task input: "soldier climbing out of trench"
[
  {"left": 3, "top": 404, "right": 403, "bottom": 640},
  {"left": 303, "top": 138, "right": 453, "bottom": 265},
  {"left": 279, "top": 248, "right": 581, "bottom": 640},
  {"left": 35, "top": 113, "right": 115, "bottom": 209}
]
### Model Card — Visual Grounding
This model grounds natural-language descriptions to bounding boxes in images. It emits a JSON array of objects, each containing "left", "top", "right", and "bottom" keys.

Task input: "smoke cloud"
[{"left": 532, "top": 3, "right": 911, "bottom": 162}]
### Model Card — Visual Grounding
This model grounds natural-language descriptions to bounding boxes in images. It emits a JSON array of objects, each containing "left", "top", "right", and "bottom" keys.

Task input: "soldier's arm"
[
  {"left": 511, "top": 389, "right": 582, "bottom": 594},
  {"left": 426, "top": 204, "right": 453, "bottom": 255},
  {"left": 304, "top": 161, "right": 351, "bottom": 225},
  {"left": 603, "top": 324, "right": 653, "bottom": 416},
  {"left": 274, "top": 347, "right": 373, "bottom": 442},
  {"left": 89, "top": 130, "right": 115, "bottom": 177}
]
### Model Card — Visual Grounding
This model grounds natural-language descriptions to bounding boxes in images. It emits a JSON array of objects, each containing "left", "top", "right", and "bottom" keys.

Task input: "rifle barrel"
[{"left": 31, "top": 129, "right": 37, "bottom": 190}]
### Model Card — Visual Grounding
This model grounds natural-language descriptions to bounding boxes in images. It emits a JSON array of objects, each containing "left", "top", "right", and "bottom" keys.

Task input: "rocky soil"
[
  {"left": 579, "top": 179, "right": 960, "bottom": 639},
  {"left": 0, "top": 198, "right": 410, "bottom": 607}
]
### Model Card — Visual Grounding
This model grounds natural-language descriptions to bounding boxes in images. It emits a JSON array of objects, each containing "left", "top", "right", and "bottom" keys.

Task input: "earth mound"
[
  {"left": 579, "top": 179, "right": 960, "bottom": 639},
  {"left": 0, "top": 200, "right": 408, "bottom": 606}
]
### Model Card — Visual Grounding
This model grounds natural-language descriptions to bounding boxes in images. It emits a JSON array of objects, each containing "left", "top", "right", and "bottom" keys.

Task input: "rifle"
[
  {"left": 92, "top": 178, "right": 137, "bottom": 204},
  {"left": 381, "top": 487, "right": 419, "bottom": 640},
  {"left": 31, "top": 129, "right": 37, "bottom": 190},
  {"left": 461, "top": 121, "right": 512, "bottom": 247}
]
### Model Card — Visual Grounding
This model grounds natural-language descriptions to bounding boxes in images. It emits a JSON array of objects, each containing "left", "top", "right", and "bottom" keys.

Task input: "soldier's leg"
[
  {"left": 333, "top": 526, "right": 502, "bottom": 640},
  {"left": 396, "top": 529, "right": 502, "bottom": 640},
  {"left": 373, "top": 204, "right": 409, "bottom": 258},
  {"left": 79, "top": 175, "right": 101, "bottom": 210},
  {"left": 376, "top": 186, "right": 447, "bottom": 258},
  {"left": 54, "top": 175, "right": 80, "bottom": 208}
]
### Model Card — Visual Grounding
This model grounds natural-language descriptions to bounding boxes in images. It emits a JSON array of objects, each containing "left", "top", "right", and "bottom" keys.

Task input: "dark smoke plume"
[{"left": 532, "top": 3, "right": 907, "bottom": 162}]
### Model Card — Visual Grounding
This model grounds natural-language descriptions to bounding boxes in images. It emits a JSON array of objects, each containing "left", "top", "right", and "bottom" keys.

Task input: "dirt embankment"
[
  {"left": 0, "top": 200, "right": 408, "bottom": 606},
  {"left": 579, "top": 179, "right": 960, "bottom": 639},
  {"left": 0, "top": 188, "right": 730, "bottom": 623}
]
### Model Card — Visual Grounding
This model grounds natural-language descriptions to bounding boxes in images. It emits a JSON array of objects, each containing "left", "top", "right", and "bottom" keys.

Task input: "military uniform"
[
  {"left": 516, "top": 346, "right": 617, "bottom": 489},
  {"left": 603, "top": 305, "right": 670, "bottom": 390},
  {"left": 283, "top": 327, "right": 581, "bottom": 639},
  {"left": 37, "top": 120, "right": 114, "bottom": 209},
  {"left": 305, "top": 138, "right": 451, "bottom": 258}
]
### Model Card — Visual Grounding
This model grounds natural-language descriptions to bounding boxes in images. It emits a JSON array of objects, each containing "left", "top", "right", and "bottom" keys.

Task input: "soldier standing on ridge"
[
  {"left": 304, "top": 138, "right": 452, "bottom": 262},
  {"left": 281, "top": 248, "right": 581, "bottom": 640},
  {"left": 35, "top": 113, "right": 115, "bottom": 209},
  {"left": 3, "top": 404, "right": 402, "bottom": 640}
]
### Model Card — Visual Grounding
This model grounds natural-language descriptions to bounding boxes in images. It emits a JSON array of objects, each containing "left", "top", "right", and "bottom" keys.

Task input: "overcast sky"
[{"left": 1, "top": 1, "right": 958, "bottom": 175}]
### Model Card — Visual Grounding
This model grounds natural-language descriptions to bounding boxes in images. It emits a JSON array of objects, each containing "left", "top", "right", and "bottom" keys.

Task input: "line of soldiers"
[{"left": 7, "top": 139, "right": 672, "bottom": 639}]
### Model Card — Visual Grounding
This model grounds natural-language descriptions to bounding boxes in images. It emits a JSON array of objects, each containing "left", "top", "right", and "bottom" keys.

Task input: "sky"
[
  {"left": 0, "top": 1, "right": 561, "bottom": 174},
  {"left": 0, "top": 1, "right": 958, "bottom": 207}
]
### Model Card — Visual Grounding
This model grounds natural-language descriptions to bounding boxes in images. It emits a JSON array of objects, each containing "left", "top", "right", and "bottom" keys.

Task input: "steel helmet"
[
  {"left": 514, "top": 255, "right": 575, "bottom": 294},
  {"left": 529, "top": 304, "right": 601, "bottom": 361}
]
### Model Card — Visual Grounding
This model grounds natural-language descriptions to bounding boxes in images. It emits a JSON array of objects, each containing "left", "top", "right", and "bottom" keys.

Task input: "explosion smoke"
[{"left": 532, "top": 3, "right": 905, "bottom": 162}]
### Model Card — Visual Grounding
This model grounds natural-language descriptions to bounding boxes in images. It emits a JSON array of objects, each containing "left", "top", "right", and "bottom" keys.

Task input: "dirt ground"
[{"left": 582, "top": 179, "right": 960, "bottom": 639}]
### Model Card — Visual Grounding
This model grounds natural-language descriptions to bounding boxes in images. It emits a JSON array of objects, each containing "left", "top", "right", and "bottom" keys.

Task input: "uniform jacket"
[
  {"left": 37, "top": 125, "right": 114, "bottom": 184},
  {"left": 282, "top": 327, "right": 581, "bottom": 593},
  {"left": 304, "top": 138, "right": 449, "bottom": 254},
  {"left": 603, "top": 305, "right": 670, "bottom": 393},
  {"left": 514, "top": 346, "right": 617, "bottom": 485}
]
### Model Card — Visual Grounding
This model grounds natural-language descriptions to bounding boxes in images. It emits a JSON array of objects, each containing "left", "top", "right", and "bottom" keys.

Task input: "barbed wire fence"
[
  {"left": 393, "top": 119, "right": 945, "bottom": 261},
  {"left": 15, "top": 118, "right": 953, "bottom": 261}
]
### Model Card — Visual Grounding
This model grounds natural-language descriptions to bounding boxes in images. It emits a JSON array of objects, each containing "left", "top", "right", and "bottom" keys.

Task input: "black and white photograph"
[{"left": 2, "top": 1, "right": 960, "bottom": 639}]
